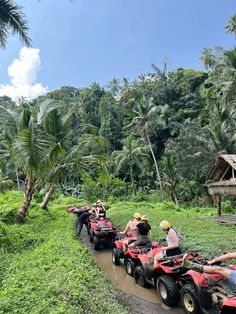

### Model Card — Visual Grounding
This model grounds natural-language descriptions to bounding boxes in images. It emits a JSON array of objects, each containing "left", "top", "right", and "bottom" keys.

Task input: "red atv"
[
  {"left": 178, "top": 261, "right": 236, "bottom": 314},
  {"left": 134, "top": 250, "right": 200, "bottom": 307},
  {"left": 112, "top": 236, "right": 161, "bottom": 277},
  {"left": 89, "top": 215, "right": 119, "bottom": 250}
]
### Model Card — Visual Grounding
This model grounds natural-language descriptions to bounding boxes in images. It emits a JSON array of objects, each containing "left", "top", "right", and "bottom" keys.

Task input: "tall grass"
[{"left": 0, "top": 191, "right": 127, "bottom": 314}]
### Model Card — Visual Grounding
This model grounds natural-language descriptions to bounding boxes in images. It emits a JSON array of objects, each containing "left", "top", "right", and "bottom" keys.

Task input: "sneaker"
[{"left": 182, "top": 253, "right": 191, "bottom": 268}]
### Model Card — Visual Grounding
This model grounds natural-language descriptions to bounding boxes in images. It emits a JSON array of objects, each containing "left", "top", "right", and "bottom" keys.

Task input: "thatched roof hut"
[{"left": 206, "top": 154, "right": 236, "bottom": 217}]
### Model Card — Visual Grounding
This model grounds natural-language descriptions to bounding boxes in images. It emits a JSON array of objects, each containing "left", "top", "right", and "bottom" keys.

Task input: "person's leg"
[
  {"left": 182, "top": 254, "right": 231, "bottom": 279},
  {"left": 154, "top": 252, "right": 164, "bottom": 268},
  {"left": 122, "top": 240, "right": 128, "bottom": 252},
  {"left": 203, "top": 265, "right": 231, "bottom": 279},
  {"left": 85, "top": 221, "right": 90, "bottom": 235},
  {"left": 76, "top": 220, "right": 83, "bottom": 237}
]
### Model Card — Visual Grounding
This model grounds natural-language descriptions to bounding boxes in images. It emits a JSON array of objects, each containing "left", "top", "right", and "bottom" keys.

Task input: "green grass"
[
  {"left": 0, "top": 191, "right": 127, "bottom": 314},
  {"left": 108, "top": 200, "right": 236, "bottom": 256},
  {"left": 1, "top": 191, "right": 236, "bottom": 313}
]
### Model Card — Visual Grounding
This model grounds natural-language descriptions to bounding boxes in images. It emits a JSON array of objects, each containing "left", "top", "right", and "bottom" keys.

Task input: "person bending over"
[
  {"left": 76, "top": 208, "right": 91, "bottom": 237},
  {"left": 154, "top": 220, "right": 182, "bottom": 268},
  {"left": 182, "top": 252, "right": 236, "bottom": 286},
  {"left": 120, "top": 212, "right": 141, "bottom": 252},
  {"left": 128, "top": 215, "right": 152, "bottom": 248}
]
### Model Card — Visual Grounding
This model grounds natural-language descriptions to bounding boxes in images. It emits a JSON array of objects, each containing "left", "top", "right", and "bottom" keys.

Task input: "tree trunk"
[
  {"left": 145, "top": 128, "right": 163, "bottom": 199},
  {"left": 16, "top": 168, "right": 20, "bottom": 189},
  {"left": 16, "top": 179, "right": 34, "bottom": 221},
  {"left": 41, "top": 185, "right": 55, "bottom": 209},
  {"left": 129, "top": 163, "right": 136, "bottom": 195},
  {"left": 171, "top": 190, "right": 179, "bottom": 206}
]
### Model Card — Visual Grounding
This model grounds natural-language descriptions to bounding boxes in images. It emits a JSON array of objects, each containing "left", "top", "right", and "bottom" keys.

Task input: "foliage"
[
  {"left": 0, "top": 16, "right": 236, "bottom": 205},
  {"left": 0, "top": 0, "right": 31, "bottom": 48},
  {"left": 0, "top": 191, "right": 127, "bottom": 314},
  {"left": 0, "top": 177, "right": 14, "bottom": 192}
]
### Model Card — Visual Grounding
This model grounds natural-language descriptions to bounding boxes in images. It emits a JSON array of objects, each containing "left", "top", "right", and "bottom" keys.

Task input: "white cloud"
[{"left": 0, "top": 47, "right": 47, "bottom": 101}]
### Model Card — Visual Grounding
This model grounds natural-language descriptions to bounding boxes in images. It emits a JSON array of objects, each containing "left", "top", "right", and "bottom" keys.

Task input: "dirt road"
[{"left": 80, "top": 232, "right": 184, "bottom": 314}]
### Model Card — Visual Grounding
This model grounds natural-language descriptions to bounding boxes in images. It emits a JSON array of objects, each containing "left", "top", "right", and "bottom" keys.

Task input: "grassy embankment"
[
  {"left": 0, "top": 191, "right": 127, "bottom": 314},
  {"left": 1, "top": 191, "right": 236, "bottom": 313},
  {"left": 109, "top": 200, "right": 236, "bottom": 256}
]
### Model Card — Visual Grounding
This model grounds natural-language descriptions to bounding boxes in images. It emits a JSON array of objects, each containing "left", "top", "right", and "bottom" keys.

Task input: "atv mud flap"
[{"left": 197, "top": 286, "right": 217, "bottom": 313}]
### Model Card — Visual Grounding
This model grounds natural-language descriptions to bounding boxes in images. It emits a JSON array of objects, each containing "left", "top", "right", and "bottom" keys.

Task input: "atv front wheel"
[
  {"left": 94, "top": 236, "right": 100, "bottom": 250},
  {"left": 181, "top": 284, "right": 200, "bottom": 314},
  {"left": 125, "top": 258, "right": 137, "bottom": 276},
  {"left": 112, "top": 248, "right": 120, "bottom": 265},
  {"left": 134, "top": 266, "right": 149, "bottom": 288},
  {"left": 157, "top": 275, "right": 179, "bottom": 306}
]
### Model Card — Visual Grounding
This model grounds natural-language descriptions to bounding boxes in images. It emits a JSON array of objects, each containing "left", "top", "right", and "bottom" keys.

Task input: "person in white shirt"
[{"left": 154, "top": 220, "right": 182, "bottom": 268}]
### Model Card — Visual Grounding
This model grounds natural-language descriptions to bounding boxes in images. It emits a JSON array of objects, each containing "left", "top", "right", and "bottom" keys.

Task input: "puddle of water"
[
  {"left": 80, "top": 232, "right": 184, "bottom": 313},
  {"left": 94, "top": 248, "right": 165, "bottom": 305}
]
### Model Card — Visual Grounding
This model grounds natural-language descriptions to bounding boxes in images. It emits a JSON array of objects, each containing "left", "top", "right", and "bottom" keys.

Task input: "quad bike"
[
  {"left": 112, "top": 235, "right": 160, "bottom": 277},
  {"left": 178, "top": 260, "right": 236, "bottom": 314},
  {"left": 134, "top": 250, "right": 201, "bottom": 307},
  {"left": 89, "top": 214, "right": 119, "bottom": 250}
]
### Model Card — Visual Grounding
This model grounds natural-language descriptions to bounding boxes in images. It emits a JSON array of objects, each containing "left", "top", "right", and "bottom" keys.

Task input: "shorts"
[
  {"left": 229, "top": 270, "right": 236, "bottom": 285},
  {"left": 133, "top": 236, "right": 151, "bottom": 246},
  {"left": 128, "top": 239, "right": 136, "bottom": 245},
  {"left": 163, "top": 247, "right": 181, "bottom": 257}
]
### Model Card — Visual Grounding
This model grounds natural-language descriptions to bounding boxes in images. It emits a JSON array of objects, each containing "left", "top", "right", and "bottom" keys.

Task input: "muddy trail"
[{"left": 79, "top": 232, "right": 184, "bottom": 314}]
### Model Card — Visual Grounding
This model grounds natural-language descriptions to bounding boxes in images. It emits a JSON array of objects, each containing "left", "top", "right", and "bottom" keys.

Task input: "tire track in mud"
[{"left": 79, "top": 231, "right": 184, "bottom": 314}]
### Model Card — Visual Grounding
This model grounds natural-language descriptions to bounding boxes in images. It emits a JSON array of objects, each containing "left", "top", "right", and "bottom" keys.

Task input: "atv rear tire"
[
  {"left": 181, "top": 284, "right": 200, "bottom": 314},
  {"left": 157, "top": 275, "right": 179, "bottom": 306},
  {"left": 112, "top": 248, "right": 120, "bottom": 265},
  {"left": 94, "top": 236, "right": 100, "bottom": 250},
  {"left": 134, "top": 266, "right": 149, "bottom": 288},
  {"left": 125, "top": 258, "right": 136, "bottom": 276},
  {"left": 89, "top": 229, "right": 94, "bottom": 243}
]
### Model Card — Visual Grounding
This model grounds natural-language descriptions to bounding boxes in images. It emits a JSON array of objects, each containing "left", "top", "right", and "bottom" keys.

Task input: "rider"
[
  {"left": 120, "top": 212, "right": 142, "bottom": 252},
  {"left": 128, "top": 215, "right": 152, "bottom": 248},
  {"left": 154, "top": 220, "right": 182, "bottom": 268},
  {"left": 94, "top": 200, "right": 109, "bottom": 219},
  {"left": 182, "top": 252, "right": 236, "bottom": 286}
]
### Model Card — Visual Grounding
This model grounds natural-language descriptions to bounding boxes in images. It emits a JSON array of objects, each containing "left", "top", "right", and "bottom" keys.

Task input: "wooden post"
[{"left": 216, "top": 194, "right": 222, "bottom": 216}]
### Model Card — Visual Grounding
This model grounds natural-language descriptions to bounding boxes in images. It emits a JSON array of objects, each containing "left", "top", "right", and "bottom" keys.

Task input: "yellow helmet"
[
  {"left": 141, "top": 215, "right": 148, "bottom": 221},
  {"left": 159, "top": 220, "right": 171, "bottom": 230},
  {"left": 133, "top": 212, "right": 141, "bottom": 219},
  {"left": 97, "top": 199, "right": 101, "bottom": 203}
]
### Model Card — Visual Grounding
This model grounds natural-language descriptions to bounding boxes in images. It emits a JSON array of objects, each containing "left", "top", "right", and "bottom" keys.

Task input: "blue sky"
[{"left": 0, "top": 0, "right": 235, "bottom": 99}]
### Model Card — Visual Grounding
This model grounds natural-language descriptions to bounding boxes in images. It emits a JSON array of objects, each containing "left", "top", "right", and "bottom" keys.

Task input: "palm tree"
[
  {"left": 107, "top": 78, "right": 121, "bottom": 96},
  {"left": 225, "top": 14, "right": 236, "bottom": 38},
  {"left": 0, "top": 103, "right": 53, "bottom": 220},
  {"left": 40, "top": 129, "right": 109, "bottom": 208},
  {"left": 205, "top": 48, "right": 236, "bottom": 103},
  {"left": 162, "top": 153, "right": 179, "bottom": 205},
  {"left": 112, "top": 136, "right": 148, "bottom": 195},
  {"left": 0, "top": 0, "right": 31, "bottom": 48},
  {"left": 124, "top": 96, "right": 165, "bottom": 198},
  {"left": 200, "top": 48, "right": 216, "bottom": 70}
]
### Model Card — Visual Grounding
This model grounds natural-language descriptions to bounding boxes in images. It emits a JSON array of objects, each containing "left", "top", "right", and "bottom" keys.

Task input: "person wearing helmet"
[
  {"left": 154, "top": 220, "right": 183, "bottom": 268},
  {"left": 128, "top": 215, "right": 152, "bottom": 248},
  {"left": 94, "top": 200, "right": 109, "bottom": 219},
  {"left": 120, "top": 212, "right": 142, "bottom": 252}
]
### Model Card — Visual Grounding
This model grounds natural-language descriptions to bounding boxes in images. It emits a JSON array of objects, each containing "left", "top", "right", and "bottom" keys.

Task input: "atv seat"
[{"left": 129, "top": 244, "right": 152, "bottom": 253}]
